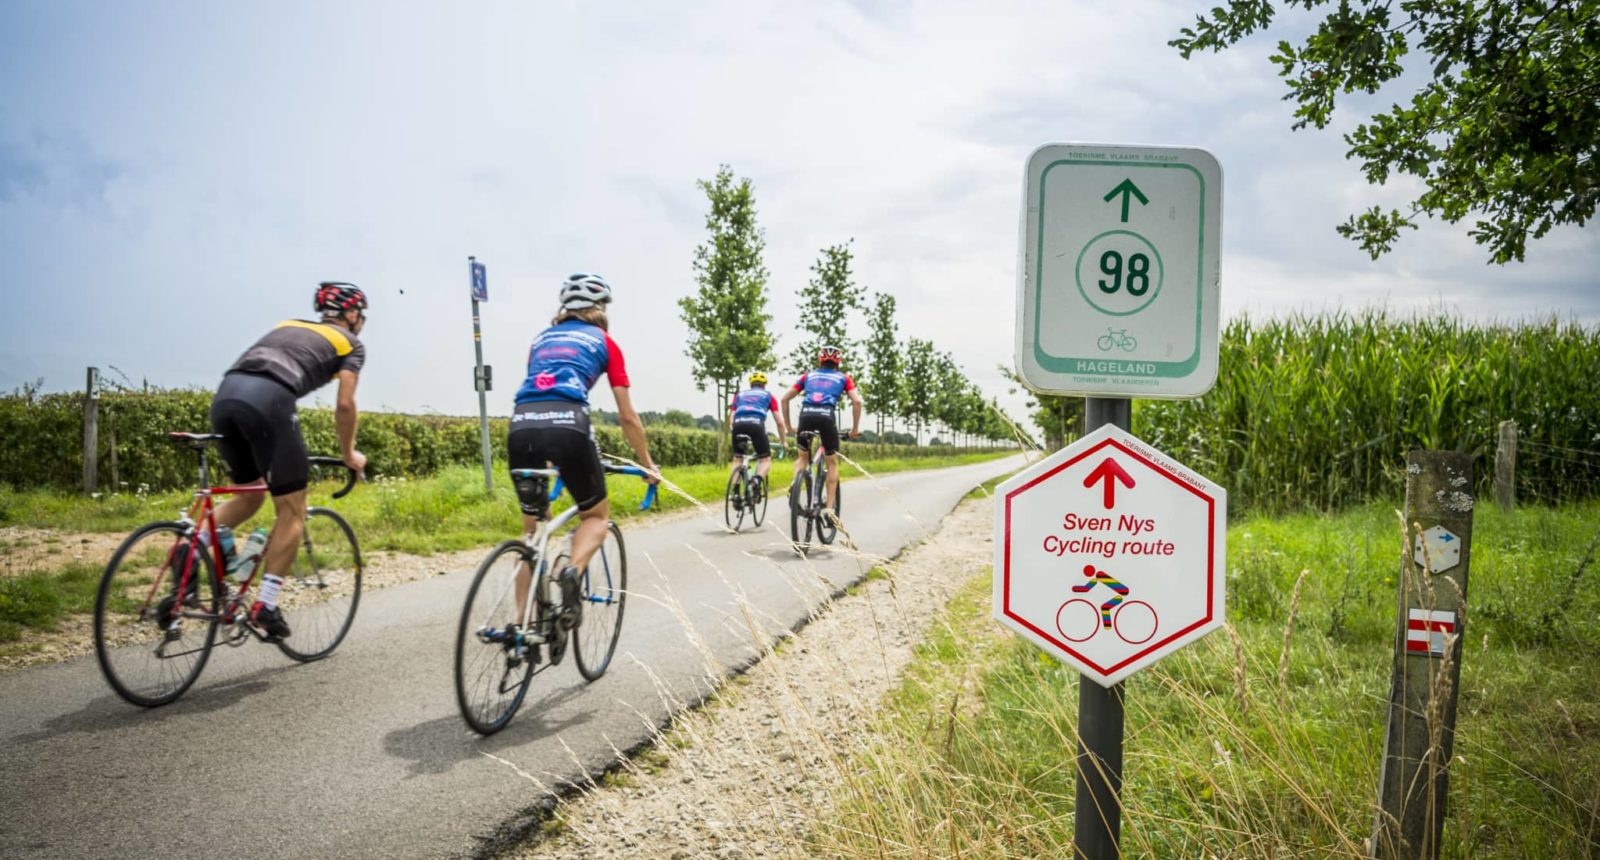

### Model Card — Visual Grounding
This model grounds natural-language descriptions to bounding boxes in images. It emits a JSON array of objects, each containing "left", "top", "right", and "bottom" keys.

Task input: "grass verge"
[{"left": 811, "top": 499, "right": 1600, "bottom": 858}]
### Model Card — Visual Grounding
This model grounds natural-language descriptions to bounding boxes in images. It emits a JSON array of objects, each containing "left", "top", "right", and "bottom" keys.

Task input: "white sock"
[{"left": 257, "top": 574, "right": 284, "bottom": 609}]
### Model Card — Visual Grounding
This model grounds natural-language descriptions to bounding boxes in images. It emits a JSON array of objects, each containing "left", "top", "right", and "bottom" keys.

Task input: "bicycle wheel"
[
  {"left": 749, "top": 471, "right": 768, "bottom": 527},
  {"left": 94, "top": 521, "right": 220, "bottom": 707},
  {"left": 574, "top": 521, "right": 627, "bottom": 681},
  {"left": 724, "top": 470, "right": 746, "bottom": 532},
  {"left": 789, "top": 470, "right": 813, "bottom": 555},
  {"left": 276, "top": 507, "right": 362, "bottom": 662},
  {"left": 455, "top": 540, "right": 539, "bottom": 735},
  {"left": 817, "top": 464, "right": 840, "bottom": 545}
]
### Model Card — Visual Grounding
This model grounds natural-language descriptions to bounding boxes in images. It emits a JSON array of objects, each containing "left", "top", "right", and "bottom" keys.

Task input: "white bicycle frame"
[{"left": 477, "top": 467, "right": 578, "bottom": 646}]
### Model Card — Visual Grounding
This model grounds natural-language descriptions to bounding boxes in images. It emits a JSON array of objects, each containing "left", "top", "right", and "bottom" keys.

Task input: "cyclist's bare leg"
[
  {"left": 213, "top": 480, "right": 266, "bottom": 530},
  {"left": 823, "top": 451, "right": 841, "bottom": 509},
  {"left": 755, "top": 455, "right": 772, "bottom": 481},
  {"left": 262, "top": 490, "right": 308, "bottom": 576},
  {"left": 568, "top": 499, "right": 610, "bottom": 573},
  {"left": 793, "top": 447, "right": 811, "bottom": 480}
]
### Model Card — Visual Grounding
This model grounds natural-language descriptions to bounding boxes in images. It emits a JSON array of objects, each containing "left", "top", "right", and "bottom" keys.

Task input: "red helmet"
[
  {"left": 817, "top": 344, "right": 843, "bottom": 366},
  {"left": 315, "top": 282, "right": 368, "bottom": 313}
]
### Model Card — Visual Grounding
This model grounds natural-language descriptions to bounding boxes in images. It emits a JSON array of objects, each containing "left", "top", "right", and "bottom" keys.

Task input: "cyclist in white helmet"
[{"left": 508, "top": 274, "right": 659, "bottom": 623}]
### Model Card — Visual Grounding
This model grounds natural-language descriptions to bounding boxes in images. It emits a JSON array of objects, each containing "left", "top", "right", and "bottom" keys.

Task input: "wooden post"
[
  {"left": 82, "top": 367, "right": 100, "bottom": 493},
  {"left": 1372, "top": 450, "right": 1474, "bottom": 860},
  {"left": 1493, "top": 420, "right": 1516, "bottom": 513}
]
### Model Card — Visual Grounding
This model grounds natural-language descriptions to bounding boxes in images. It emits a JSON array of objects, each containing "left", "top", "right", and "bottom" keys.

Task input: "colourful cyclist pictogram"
[
  {"left": 1055, "top": 563, "right": 1158, "bottom": 645},
  {"left": 1073, "top": 563, "right": 1128, "bottom": 627}
]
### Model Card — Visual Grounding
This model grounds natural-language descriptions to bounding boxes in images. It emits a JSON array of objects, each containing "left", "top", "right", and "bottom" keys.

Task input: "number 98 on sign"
[{"left": 1076, "top": 229, "right": 1163, "bottom": 316}]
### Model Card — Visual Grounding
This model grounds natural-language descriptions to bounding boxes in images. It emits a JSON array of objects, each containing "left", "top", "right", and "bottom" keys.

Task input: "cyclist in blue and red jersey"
[
  {"left": 726, "top": 371, "right": 789, "bottom": 492},
  {"left": 509, "top": 274, "right": 659, "bottom": 626},
  {"left": 781, "top": 345, "right": 863, "bottom": 517}
]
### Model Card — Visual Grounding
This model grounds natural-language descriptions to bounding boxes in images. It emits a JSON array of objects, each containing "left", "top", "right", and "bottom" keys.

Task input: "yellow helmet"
[{"left": 749, "top": 371, "right": 768, "bottom": 385}]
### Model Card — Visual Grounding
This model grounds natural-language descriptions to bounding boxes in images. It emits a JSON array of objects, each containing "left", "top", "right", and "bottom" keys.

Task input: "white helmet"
[{"left": 559, "top": 273, "right": 613, "bottom": 309}]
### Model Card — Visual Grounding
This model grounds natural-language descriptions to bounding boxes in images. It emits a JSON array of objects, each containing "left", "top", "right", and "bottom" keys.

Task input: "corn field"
[{"left": 1136, "top": 311, "right": 1600, "bottom": 513}]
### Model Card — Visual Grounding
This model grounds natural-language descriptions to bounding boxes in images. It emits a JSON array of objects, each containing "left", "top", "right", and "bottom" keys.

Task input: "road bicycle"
[
  {"left": 454, "top": 461, "right": 657, "bottom": 735},
  {"left": 724, "top": 433, "right": 768, "bottom": 532},
  {"left": 1054, "top": 597, "right": 1159, "bottom": 645},
  {"left": 93, "top": 432, "right": 363, "bottom": 707},
  {"left": 1096, "top": 327, "right": 1138, "bottom": 352},
  {"left": 789, "top": 430, "right": 841, "bottom": 555}
]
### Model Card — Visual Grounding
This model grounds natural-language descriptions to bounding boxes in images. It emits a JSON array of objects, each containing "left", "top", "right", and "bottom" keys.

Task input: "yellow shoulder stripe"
[{"left": 276, "top": 320, "right": 353, "bottom": 356}]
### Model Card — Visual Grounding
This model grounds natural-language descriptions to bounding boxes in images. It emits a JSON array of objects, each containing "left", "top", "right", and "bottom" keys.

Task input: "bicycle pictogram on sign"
[{"left": 1054, "top": 564, "right": 1158, "bottom": 645}]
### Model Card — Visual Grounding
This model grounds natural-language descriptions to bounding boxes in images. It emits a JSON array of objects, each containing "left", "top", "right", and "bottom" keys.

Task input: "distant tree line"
[{"left": 677, "top": 165, "right": 1028, "bottom": 451}]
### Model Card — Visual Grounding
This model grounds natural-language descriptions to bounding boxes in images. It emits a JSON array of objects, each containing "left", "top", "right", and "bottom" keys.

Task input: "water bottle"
[
  {"left": 230, "top": 528, "right": 269, "bottom": 582},
  {"left": 212, "top": 525, "right": 236, "bottom": 561}
]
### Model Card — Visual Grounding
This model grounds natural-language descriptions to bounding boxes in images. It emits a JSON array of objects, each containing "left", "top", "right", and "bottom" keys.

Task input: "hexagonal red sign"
[{"left": 993, "top": 424, "right": 1227, "bottom": 686}]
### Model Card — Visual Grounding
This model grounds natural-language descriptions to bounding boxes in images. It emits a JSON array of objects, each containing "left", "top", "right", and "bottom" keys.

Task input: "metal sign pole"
[
  {"left": 1073, "top": 395, "right": 1130, "bottom": 859},
  {"left": 469, "top": 256, "right": 493, "bottom": 494}
]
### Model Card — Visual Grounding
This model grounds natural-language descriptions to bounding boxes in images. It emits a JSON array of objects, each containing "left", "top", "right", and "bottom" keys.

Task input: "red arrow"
[{"left": 1084, "top": 457, "right": 1135, "bottom": 509}]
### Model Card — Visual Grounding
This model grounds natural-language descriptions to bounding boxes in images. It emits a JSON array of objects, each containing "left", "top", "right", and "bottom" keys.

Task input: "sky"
[{"left": 2, "top": 0, "right": 1596, "bottom": 437}]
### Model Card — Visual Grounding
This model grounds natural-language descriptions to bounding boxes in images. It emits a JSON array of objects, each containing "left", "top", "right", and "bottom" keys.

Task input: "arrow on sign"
[
  {"left": 1103, "top": 179, "right": 1149, "bottom": 223},
  {"left": 1084, "top": 457, "right": 1136, "bottom": 509}
]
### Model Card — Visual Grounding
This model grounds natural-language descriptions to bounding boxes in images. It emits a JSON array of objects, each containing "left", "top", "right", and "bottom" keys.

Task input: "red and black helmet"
[
  {"left": 315, "top": 282, "right": 368, "bottom": 314},
  {"left": 817, "top": 344, "right": 843, "bottom": 366}
]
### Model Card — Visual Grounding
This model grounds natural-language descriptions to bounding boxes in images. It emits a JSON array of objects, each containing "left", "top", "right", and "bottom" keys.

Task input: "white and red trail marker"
[{"left": 1405, "top": 609, "right": 1457, "bottom": 657}]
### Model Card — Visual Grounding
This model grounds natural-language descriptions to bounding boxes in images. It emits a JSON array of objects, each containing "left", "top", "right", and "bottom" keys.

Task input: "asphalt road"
[{"left": 0, "top": 454, "right": 1022, "bottom": 860}]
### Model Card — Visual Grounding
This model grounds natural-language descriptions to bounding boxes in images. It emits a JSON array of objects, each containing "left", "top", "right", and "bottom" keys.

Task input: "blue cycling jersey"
[
  {"left": 793, "top": 368, "right": 855, "bottom": 412},
  {"left": 729, "top": 387, "right": 778, "bottom": 424},
  {"left": 514, "top": 320, "right": 629, "bottom": 406}
]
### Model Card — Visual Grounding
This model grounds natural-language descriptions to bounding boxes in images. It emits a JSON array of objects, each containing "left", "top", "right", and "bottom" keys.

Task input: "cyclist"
[
  {"left": 203, "top": 282, "right": 370, "bottom": 640},
  {"left": 509, "top": 273, "right": 659, "bottom": 631},
  {"left": 727, "top": 371, "right": 788, "bottom": 494},
  {"left": 781, "top": 344, "right": 863, "bottom": 520}
]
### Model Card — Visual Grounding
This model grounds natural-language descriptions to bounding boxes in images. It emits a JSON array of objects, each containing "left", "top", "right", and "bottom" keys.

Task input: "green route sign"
[{"left": 1015, "top": 143, "right": 1222, "bottom": 399}]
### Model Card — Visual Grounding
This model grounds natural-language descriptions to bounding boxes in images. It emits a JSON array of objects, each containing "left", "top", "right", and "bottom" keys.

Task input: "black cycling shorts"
[
  {"left": 730, "top": 421, "right": 771, "bottom": 459},
  {"left": 798, "top": 410, "right": 840, "bottom": 456},
  {"left": 210, "top": 372, "right": 309, "bottom": 496},
  {"left": 508, "top": 401, "right": 607, "bottom": 512}
]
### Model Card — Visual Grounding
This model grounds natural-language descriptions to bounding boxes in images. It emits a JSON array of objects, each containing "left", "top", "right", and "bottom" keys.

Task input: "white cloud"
[{"left": 0, "top": 0, "right": 1594, "bottom": 442}]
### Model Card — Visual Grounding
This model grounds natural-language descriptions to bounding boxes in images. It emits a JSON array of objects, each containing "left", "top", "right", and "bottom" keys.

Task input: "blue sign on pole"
[{"left": 470, "top": 260, "right": 488, "bottom": 302}]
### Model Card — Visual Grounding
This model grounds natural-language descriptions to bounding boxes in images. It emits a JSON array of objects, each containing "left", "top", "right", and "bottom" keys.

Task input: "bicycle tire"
[
  {"left": 94, "top": 521, "right": 220, "bottom": 707},
  {"left": 724, "top": 470, "right": 745, "bottom": 532},
  {"left": 276, "top": 507, "right": 363, "bottom": 662},
  {"left": 574, "top": 521, "right": 627, "bottom": 681},
  {"left": 789, "top": 470, "right": 812, "bottom": 555},
  {"left": 817, "top": 462, "right": 839, "bottom": 545},
  {"left": 455, "top": 540, "right": 539, "bottom": 735},
  {"left": 749, "top": 471, "right": 768, "bottom": 527}
]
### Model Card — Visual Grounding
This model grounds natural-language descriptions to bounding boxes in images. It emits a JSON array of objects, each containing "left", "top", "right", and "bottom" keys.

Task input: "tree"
[
  {"left": 1172, "top": 0, "right": 1600, "bottom": 263},
  {"left": 902, "top": 338, "right": 937, "bottom": 444},
  {"left": 860, "top": 291, "right": 903, "bottom": 439},
  {"left": 678, "top": 165, "right": 777, "bottom": 457},
  {"left": 660, "top": 409, "right": 696, "bottom": 428},
  {"left": 787, "top": 241, "right": 866, "bottom": 374}
]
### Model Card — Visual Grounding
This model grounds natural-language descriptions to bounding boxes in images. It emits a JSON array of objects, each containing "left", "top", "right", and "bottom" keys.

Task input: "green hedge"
[{"left": 0, "top": 389, "right": 987, "bottom": 491}]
